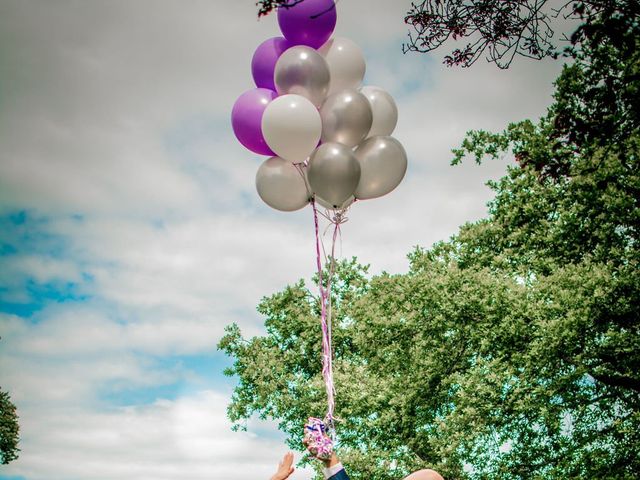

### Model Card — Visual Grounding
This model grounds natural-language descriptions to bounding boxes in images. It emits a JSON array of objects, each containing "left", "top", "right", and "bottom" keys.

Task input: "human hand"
[
  {"left": 271, "top": 452, "right": 295, "bottom": 480},
  {"left": 302, "top": 436, "right": 338, "bottom": 468},
  {"left": 303, "top": 417, "right": 334, "bottom": 462}
]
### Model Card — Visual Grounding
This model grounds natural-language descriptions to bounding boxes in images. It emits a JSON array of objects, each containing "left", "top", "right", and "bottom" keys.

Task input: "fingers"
[{"left": 272, "top": 453, "right": 296, "bottom": 480}]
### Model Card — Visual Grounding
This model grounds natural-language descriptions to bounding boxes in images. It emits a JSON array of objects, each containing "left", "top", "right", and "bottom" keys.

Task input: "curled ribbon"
[
  {"left": 311, "top": 198, "right": 351, "bottom": 438},
  {"left": 304, "top": 416, "right": 334, "bottom": 460}
]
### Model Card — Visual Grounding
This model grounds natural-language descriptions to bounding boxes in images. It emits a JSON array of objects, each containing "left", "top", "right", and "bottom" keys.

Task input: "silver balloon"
[
  {"left": 360, "top": 86, "right": 398, "bottom": 137},
  {"left": 256, "top": 157, "right": 311, "bottom": 212},
  {"left": 320, "top": 89, "right": 373, "bottom": 147},
  {"left": 354, "top": 136, "right": 407, "bottom": 200},
  {"left": 308, "top": 143, "right": 361, "bottom": 207},
  {"left": 315, "top": 195, "right": 355, "bottom": 211},
  {"left": 275, "top": 46, "right": 330, "bottom": 108}
]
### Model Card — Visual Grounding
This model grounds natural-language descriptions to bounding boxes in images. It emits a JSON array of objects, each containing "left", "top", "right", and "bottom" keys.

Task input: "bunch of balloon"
[{"left": 231, "top": 0, "right": 408, "bottom": 213}]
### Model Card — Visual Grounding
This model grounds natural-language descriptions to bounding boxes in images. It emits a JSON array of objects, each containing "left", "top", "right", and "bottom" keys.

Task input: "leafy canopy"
[{"left": 0, "top": 388, "right": 20, "bottom": 465}]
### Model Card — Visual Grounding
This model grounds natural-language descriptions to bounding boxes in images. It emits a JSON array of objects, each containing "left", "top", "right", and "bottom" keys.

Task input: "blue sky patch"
[
  {"left": 99, "top": 352, "right": 235, "bottom": 407},
  {"left": 0, "top": 210, "right": 91, "bottom": 319},
  {"left": 0, "top": 210, "right": 67, "bottom": 259},
  {"left": 0, "top": 280, "right": 90, "bottom": 318},
  {"left": 362, "top": 37, "right": 437, "bottom": 98}
]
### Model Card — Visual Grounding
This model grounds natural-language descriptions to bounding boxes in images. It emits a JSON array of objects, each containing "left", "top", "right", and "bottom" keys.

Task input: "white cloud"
[
  {"left": 3, "top": 255, "right": 82, "bottom": 284},
  {"left": 1, "top": 389, "right": 314, "bottom": 480},
  {"left": 0, "top": 312, "right": 182, "bottom": 406},
  {"left": 0, "top": 0, "right": 278, "bottom": 216},
  {"left": 48, "top": 212, "right": 317, "bottom": 328}
]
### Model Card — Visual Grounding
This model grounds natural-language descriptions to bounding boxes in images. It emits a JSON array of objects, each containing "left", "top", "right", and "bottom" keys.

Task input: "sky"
[{"left": 0, "top": 1, "right": 566, "bottom": 479}]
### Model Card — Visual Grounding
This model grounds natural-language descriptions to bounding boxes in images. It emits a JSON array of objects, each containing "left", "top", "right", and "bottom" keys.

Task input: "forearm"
[{"left": 322, "top": 453, "right": 348, "bottom": 479}]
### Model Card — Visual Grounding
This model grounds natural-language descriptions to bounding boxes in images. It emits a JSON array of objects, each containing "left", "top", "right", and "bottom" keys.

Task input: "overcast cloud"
[{"left": 0, "top": 1, "right": 566, "bottom": 479}]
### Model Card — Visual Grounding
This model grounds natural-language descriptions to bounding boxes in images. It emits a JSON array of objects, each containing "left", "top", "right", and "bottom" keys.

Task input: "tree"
[
  {"left": 221, "top": 5, "right": 639, "bottom": 477},
  {"left": 257, "top": 0, "right": 306, "bottom": 17},
  {"left": 403, "top": 0, "right": 559, "bottom": 67},
  {"left": 0, "top": 388, "right": 20, "bottom": 464},
  {"left": 549, "top": 1, "right": 640, "bottom": 173},
  {"left": 220, "top": 243, "right": 638, "bottom": 479},
  {"left": 403, "top": 0, "right": 639, "bottom": 68}
]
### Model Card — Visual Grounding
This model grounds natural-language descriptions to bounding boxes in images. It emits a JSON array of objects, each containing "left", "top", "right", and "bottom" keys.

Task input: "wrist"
[{"left": 322, "top": 452, "right": 339, "bottom": 468}]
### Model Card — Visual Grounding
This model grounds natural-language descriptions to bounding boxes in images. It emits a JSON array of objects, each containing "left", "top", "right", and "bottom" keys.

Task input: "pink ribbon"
[
  {"left": 311, "top": 196, "right": 353, "bottom": 438},
  {"left": 312, "top": 199, "right": 336, "bottom": 428}
]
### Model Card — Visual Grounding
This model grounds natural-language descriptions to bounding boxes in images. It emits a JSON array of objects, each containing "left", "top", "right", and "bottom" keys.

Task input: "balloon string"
[
  {"left": 325, "top": 217, "right": 341, "bottom": 436},
  {"left": 294, "top": 163, "right": 313, "bottom": 200},
  {"left": 312, "top": 198, "right": 352, "bottom": 439},
  {"left": 312, "top": 199, "right": 336, "bottom": 434}
]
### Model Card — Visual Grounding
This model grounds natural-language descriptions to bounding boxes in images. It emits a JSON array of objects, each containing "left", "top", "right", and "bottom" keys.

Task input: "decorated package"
[{"left": 304, "top": 417, "right": 333, "bottom": 460}]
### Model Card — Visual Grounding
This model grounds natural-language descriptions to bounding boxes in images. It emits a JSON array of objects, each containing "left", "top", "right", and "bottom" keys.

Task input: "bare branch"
[{"left": 403, "top": 0, "right": 559, "bottom": 68}]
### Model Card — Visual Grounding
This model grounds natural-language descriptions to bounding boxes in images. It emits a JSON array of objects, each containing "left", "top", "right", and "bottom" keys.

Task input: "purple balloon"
[
  {"left": 277, "top": 0, "right": 337, "bottom": 49},
  {"left": 252, "top": 37, "right": 293, "bottom": 91},
  {"left": 231, "top": 88, "right": 277, "bottom": 156}
]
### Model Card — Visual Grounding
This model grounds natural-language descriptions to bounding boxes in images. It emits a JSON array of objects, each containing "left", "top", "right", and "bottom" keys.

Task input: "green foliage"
[
  {"left": 0, "top": 388, "right": 20, "bottom": 464},
  {"left": 220, "top": 242, "right": 638, "bottom": 479},
  {"left": 220, "top": 147, "right": 639, "bottom": 477},
  {"left": 219, "top": 138, "right": 640, "bottom": 472}
]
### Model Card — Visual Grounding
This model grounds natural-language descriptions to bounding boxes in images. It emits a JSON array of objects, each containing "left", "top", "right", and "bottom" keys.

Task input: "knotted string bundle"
[{"left": 311, "top": 198, "right": 350, "bottom": 446}]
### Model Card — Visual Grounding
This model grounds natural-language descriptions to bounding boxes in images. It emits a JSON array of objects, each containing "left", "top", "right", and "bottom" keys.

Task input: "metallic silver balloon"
[
  {"left": 360, "top": 86, "right": 398, "bottom": 137},
  {"left": 315, "top": 195, "right": 355, "bottom": 211},
  {"left": 274, "top": 46, "right": 330, "bottom": 108},
  {"left": 308, "top": 143, "right": 361, "bottom": 207},
  {"left": 354, "top": 136, "right": 407, "bottom": 200},
  {"left": 256, "top": 157, "right": 311, "bottom": 212},
  {"left": 320, "top": 88, "right": 373, "bottom": 147}
]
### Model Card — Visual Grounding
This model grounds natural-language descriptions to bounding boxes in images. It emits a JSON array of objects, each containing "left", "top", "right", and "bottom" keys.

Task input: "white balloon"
[
  {"left": 256, "top": 157, "right": 311, "bottom": 212},
  {"left": 360, "top": 86, "right": 398, "bottom": 137},
  {"left": 262, "top": 94, "right": 322, "bottom": 163},
  {"left": 319, "top": 37, "right": 366, "bottom": 95}
]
